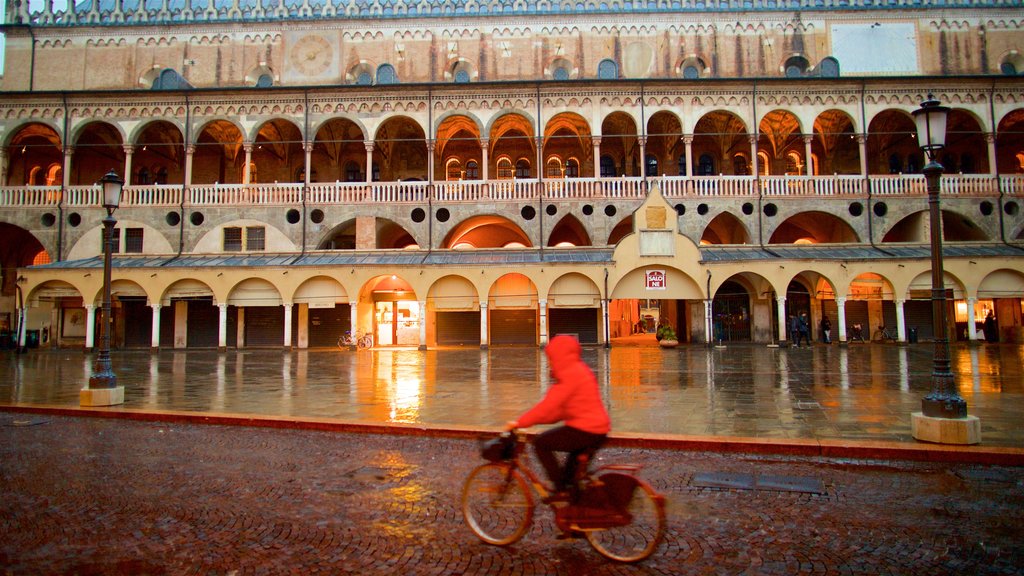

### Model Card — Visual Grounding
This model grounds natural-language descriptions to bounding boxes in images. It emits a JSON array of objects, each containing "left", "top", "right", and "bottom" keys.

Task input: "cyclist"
[{"left": 505, "top": 334, "right": 610, "bottom": 503}]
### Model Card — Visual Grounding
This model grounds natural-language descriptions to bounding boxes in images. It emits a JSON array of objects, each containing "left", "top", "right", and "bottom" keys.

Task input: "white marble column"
[
  {"left": 857, "top": 135, "right": 868, "bottom": 178},
  {"left": 480, "top": 302, "right": 489, "bottom": 349},
  {"left": 775, "top": 296, "right": 786, "bottom": 345},
  {"left": 600, "top": 298, "right": 608, "bottom": 345},
  {"left": 350, "top": 302, "right": 359, "bottom": 339},
  {"left": 683, "top": 135, "right": 694, "bottom": 177},
  {"left": 150, "top": 303, "right": 162, "bottom": 349},
  {"left": 836, "top": 297, "right": 848, "bottom": 342},
  {"left": 538, "top": 299, "right": 548, "bottom": 346},
  {"left": 218, "top": 303, "right": 228, "bottom": 349},
  {"left": 0, "top": 147, "right": 8, "bottom": 185},
  {"left": 704, "top": 299, "right": 713, "bottom": 343},
  {"left": 364, "top": 141, "right": 374, "bottom": 183},
  {"left": 304, "top": 142, "right": 313, "bottom": 184},
  {"left": 123, "top": 145, "right": 135, "bottom": 185},
  {"left": 985, "top": 134, "right": 997, "bottom": 176},
  {"left": 242, "top": 143, "right": 253, "bottom": 185},
  {"left": 282, "top": 303, "right": 292, "bottom": 349},
  {"left": 749, "top": 135, "right": 759, "bottom": 177},
  {"left": 480, "top": 139, "right": 489, "bottom": 181},
  {"left": 966, "top": 297, "right": 978, "bottom": 342},
  {"left": 895, "top": 299, "right": 907, "bottom": 342},
  {"left": 184, "top": 145, "right": 195, "bottom": 187},
  {"left": 637, "top": 136, "right": 647, "bottom": 179},
  {"left": 803, "top": 135, "right": 814, "bottom": 176},
  {"left": 426, "top": 140, "right": 435, "bottom": 185},
  {"left": 418, "top": 299, "right": 427, "bottom": 350},
  {"left": 592, "top": 136, "right": 602, "bottom": 177},
  {"left": 63, "top": 146, "right": 74, "bottom": 187},
  {"left": 84, "top": 304, "right": 97, "bottom": 349}
]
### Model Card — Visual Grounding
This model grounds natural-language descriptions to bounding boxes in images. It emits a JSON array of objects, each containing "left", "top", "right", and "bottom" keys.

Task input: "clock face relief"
[{"left": 290, "top": 34, "right": 333, "bottom": 77}]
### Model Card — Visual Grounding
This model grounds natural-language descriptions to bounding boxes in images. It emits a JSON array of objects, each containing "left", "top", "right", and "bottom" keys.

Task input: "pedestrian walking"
[
  {"left": 797, "top": 312, "right": 810, "bottom": 347},
  {"left": 788, "top": 314, "right": 799, "bottom": 347},
  {"left": 821, "top": 316, "right": 832, "bottom": 344}
]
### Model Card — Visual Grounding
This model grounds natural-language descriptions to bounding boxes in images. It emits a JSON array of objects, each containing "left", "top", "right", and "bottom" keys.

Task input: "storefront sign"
[{"left": 645, "top": 269, "right": 666, "bottom": 290}]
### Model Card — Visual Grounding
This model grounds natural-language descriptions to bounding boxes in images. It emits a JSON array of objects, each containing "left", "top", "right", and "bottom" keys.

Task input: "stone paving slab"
[{"left": 2, "top": 413, "right": 1023, "bottom": 575}]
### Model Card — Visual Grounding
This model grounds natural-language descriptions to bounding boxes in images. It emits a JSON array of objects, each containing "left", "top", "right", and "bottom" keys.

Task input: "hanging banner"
[{"left": 645, "top": 269, "right": 666, "bottom": 290}]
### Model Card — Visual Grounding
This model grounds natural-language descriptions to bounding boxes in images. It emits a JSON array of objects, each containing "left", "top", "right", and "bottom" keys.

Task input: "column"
[
  {"left": 592, "top": 136, "right": 602, "bottom": 177},
  {"left": 282, "top": 303, "right": 292, "bottom": 349},
  {"left": 297, "top": 304, "right": 308, "bottom": 349},
  {"left": 426, "top": 140, "right": 435, "bottom": 184},
  {"left": 985, "top": 133, "right": 997, "bottom": 176},
  {"left": 350, "top": 303, "right": 359, "bottom": 339},
  {"left": 857, "top": 135, "right": 868, "bottom": 178},
  {"left": 150, "top": 303, "right": 162, "bottom": 349},
  {"left": 637, "top": 136, "right": 647, "bottom": 179},
  {"left": 836, "top": 297, "right": 848, "bottom": 343},
  {"left": 966, "top": 297, "right": 978, "bottom": 342},
  {"left": 803, "top": 135, "right": 814, "bottom": 176},
  {"left": 217, "top": 303, "right": 228, "bottom": 350},
  {"left": 895, "top": 299, "right": 907, "bottom": 342},
  {"left": 123, "top": 145, "right": 135, "bottom": 185},
  {"left": 538, "top": 299, "right": 548, "bottom": 346},
  {"left": 84, "top": 304, "right": 97, "bottom": 349},
  {"left": 479, "top": 302, "right": 488, "bottom": 349},
  {"left": 704, "top": 299, "right": 713, "bottom": 344},
  {"left": 184, "top": 145, "right": 195, "bottom": 187},
  {"left": 480, "top": 138, "right": 489, "bottom": 181},
  {"left": 418, "top": 299, "right": 427, "bottom": 350},
  {"left": 600, "top": 298, "right": 608, "bottom": 345},
  {"left": 683, "top": 135, "right": 694, "bottom": 177},
  {"left": 63, "top": 146, "right": 74, "bottom": 187},
  {"left": 775, "top": 296, "right": 786, "bottom": 345},
  {"left": 242, "top": 142, "right": 253, "bottom": 185},
  {"left": 364, "top": 141, "right": 374, "bottom": 183},
  {"left": 749, "top": 135, "right": 758, "bottom": 178},
  {"left": 0, "top": 147, "right": 8, "bottom": 185},
  {"left": 304, "top": 142, "right": 313, "bottom": 184}
]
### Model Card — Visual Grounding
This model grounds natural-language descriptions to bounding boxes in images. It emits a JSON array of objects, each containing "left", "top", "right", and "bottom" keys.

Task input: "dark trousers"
[{"left": 533, "top": 426, "right": 607, "bottom": 492}]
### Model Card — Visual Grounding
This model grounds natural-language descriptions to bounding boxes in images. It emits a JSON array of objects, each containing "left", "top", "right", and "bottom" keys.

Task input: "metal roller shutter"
[
  {"left": 244, "top": 307, "right": 284, "bottom": 347},
  {"left": 549, "top": 308, "right": 599, "bottom": 344},
  {"left": 308, "top": 304, "right": 351, "bottom": 348},
  {"left": 187, "top": 299, "right": 219, "bottom": 348},
  {"left": 490, "top": 309, "right": 536, "bottom": 345},
  {"left": 437, "top": 311, "right": 480, "bottom": 346},
  {"left": 121, "top": 298, "right": 151, "bottom": 348},
  {"left": 904, "top": 300, "right": 935, "bottom": 340},
  {"left": 844, "top": 300, "right": 869, "bottom": 341}
]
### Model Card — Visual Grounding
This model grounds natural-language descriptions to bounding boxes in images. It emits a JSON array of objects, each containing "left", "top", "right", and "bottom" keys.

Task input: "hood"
[{"left": 545, "top": 334, "right": 581, "bottom": 371}]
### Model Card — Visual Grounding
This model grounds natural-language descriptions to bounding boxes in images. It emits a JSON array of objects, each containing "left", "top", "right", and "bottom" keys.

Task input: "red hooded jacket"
[{"left": 514, "top": 335, "right": 611, "bottom": 435}]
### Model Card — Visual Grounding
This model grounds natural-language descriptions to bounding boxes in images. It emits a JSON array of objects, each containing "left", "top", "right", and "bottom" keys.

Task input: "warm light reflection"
[{"left": 388, "top": 374, "right": 423, "bottom": 422}]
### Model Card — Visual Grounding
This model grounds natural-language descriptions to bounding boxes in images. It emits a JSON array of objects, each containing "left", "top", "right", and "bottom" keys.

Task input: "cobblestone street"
[{"left": 2, "top": 414, "right": 1022, "bottom": 575}]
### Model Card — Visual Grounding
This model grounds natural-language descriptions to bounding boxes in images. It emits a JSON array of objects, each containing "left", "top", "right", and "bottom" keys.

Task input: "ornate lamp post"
[
  {"left": 910, "top": 95, "right": 979, "bottom": 444},
  {"left": 81, "top": 169, "right": 126, "bottom": 407}
]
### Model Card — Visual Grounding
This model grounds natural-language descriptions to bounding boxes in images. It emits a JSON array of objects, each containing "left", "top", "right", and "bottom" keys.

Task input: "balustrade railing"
[{"left": 0, "top": 174, "right": 1007, "bottom": 209}]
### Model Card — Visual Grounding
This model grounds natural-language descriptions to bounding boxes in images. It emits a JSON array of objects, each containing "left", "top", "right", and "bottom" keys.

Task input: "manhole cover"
[
  {"left": 692, "top": 472, "right": 824, "bottom": 494},
  {"left": 692, "top": 472, "right": 755, "bottom": 490},
  {"left": 755, "top": 474, "right": 825, "bottom": 494}
]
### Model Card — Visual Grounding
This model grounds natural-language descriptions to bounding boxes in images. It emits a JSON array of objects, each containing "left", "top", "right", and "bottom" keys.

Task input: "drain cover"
[{"left": 692, "top": 472, "right": 824, "bottom": 494}]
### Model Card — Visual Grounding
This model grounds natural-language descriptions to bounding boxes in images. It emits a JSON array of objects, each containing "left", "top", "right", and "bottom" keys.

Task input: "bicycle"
[
  {"left": 337, "top": 330, "right": 373, "bottom": 350},
  {"left": 873, "top": 325, "right": 898, "bottom": 343},
  {"left": 461, "top": 430, "right": 666, "bottom": 563}
]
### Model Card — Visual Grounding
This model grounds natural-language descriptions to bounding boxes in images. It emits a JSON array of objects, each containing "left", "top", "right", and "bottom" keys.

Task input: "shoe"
[{"left": 543, "top": 491, "right": 571, "bottom": 504}]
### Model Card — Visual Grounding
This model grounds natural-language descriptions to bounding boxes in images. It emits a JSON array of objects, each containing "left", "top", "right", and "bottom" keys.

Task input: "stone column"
[
  {"left": 84, "top": 304, "right": 97, "bottom": 349},
  {"left": 0, "top": 147, "right": 8, "bottom": 185},
  {"left": 803, "top": 135, "right": 814, "bottom": 176},
  {"left": 479, "top": 302, "right": 488, "bottom": 349},
  {"left": 184, "top": 145, "right": 195, "bottom": 187},
  {"left": 857, "top": 135, "right": 868, "bottom": 178},
  {"left": 592, "top": 136, "right": 602, "bottom": 177},
  {"left": 535, "top": 136, "right": 544, "bottom": 180},
  {"left": 704, "top": 299, "right": 713, "bottom": 344},
  {"left": 350, "top": 302, "right": 359, "bottom": 340},
  {"left": 242, "top": 143, "right": 253, "bottom": 185},
  {"left": 480, "top": 138, "right": 489, "bottom": 181},
  {"left": 150, "top": 303, "right": 161, "bottom": 350},
  {"left": 364, "top": 141, "right": 374, "bottom": 183},
  {"left": 63, "top": 146, "right": 74, "bottom": 187},
  {"left": 123, "top": 145, "right": 134, "bottom": 185},
  {"left": 683, "top": 135, "right": 694, "bottom": 177},
  {"left": 418, "top": 299, "right": 427, "bottom": 350},
  {"left": 985, "top": 133, "right": 997, "bottom": 176},
  {"left": 600, "top": 298, "right": 608, "bottom": 345},
  {"left": 966, "top": 297, "right": 978, "bottom": 342},
  {"left": 538, "top": 299, "right": 548, "bottom": 346},
  {"left": 297, "top": 304, "right": 308, "bottom": 349},
  {"left": 895, "top": 299, "right": 907, "bottom": 342},
  {"left": 749, "top": 135, "right": 759, "bottom": 177},
  {"left": 304, "top": 142, "right": 314, "bottom": 184},
  {"left": 775, "top": 296, "right": 786, "bottom": 345},
  {"left": 218, "top": 303, "right": 228, "bottom": 350},
  {"left": 637, "top": 136, "right": 647, "bottom": 179},
  {"left": 836, "top": 297, "right": 847, "bottom": 343},
  {"left": 426, "top": 139, "right": 435, "bottom": 184},
  {"left": 282, "top": 303, "right": 292, "bottom": 349}
]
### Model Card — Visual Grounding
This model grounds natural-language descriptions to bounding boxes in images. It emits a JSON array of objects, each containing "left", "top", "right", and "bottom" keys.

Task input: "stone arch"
[
  {"left": 701, "top": 212, "right": 752, "bottom": 245},
  {"left": 768, "top": 211, "right": 860, "bottom": 244},
  {"left": 443, "top": 214, "right": 532, "bottom": 249},
  {"left": 548, "top": 213, "right": 591, "bottom": 247}
]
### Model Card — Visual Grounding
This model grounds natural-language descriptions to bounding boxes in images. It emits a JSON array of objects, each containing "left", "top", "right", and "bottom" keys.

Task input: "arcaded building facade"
[{"left": 1, "top": 0, "right": 1023, "bottom": 351}]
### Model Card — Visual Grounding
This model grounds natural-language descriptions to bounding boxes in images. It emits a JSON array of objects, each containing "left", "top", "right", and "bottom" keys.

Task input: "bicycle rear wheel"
[
  {"left": 584, "top": 473, "right": 666, "bottom": 563},
  {"left": 461, "top": 462, "right": 534, "bottom": 546}
]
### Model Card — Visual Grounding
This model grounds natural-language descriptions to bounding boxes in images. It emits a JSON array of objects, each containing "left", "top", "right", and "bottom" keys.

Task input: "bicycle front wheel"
[
  {"left": 585, "top": 473, "right": 666, "bottom": 563},
  {"left": 461, "top": 462, "right": 534, "bottom": 546}
]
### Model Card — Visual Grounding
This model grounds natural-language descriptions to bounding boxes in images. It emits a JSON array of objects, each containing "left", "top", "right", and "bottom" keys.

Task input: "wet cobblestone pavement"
[{"left": 1, "top": 414, "right": 1023, "bottom": 575}]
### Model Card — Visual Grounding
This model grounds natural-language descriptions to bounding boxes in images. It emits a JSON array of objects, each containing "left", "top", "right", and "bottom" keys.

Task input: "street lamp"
[
  {"left": 910, "top": 94, "right": 979, "bottom": 444},
  {"left": 81, "top": 169, "right": 125, "bottom": 407}
]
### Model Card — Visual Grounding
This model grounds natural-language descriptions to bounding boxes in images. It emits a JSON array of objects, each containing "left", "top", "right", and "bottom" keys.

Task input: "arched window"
[
  {"left": 496, "top": 157, "right": 514, "bottom": 179},
  {"left": 888, "top": 154, "right": 902, "bottom": 174},
  {"left": 600, "top": 155, "right": 616, "bottom": 177},
  {"left": 515, "top": 158, "right": 531, "bottom": 179},
  {"left": 785, "top": 152, "right": 802, "bottom": 175},
  {"left": 345, "top": 161, "right": 361, "bottom": 182},
  {"left": 256, "top": 74, "right": 274, "bottom": 88},
  {"left": 465, "top": 160, "right": 479, "bottom": 179},
  {"left": 733, "top": 155, "right": 748, "bottom": 176},
  {"left": 247, "top": 162, "right": 258, "bottom": 183},
  {"left": 356, "top": 71, "right": 373, "bottom": 85},
  {"left": 455, "top": 69, "right": 470, "bottom": 83},
  {"left": 137, "top": 167, "right": 151, "bottom": 185},
  {"left": 783, "top": 56, "right": 810, "bottom": 78},
  {"left": 757, "top": 151, "right": 770, "bottom": 176},
  {"left": 446, "top": 158, "right": 463, "bottom": 181},
  {"left": 683, "top": 66, "right": 700, "bottom": 79},
  {"left": 152, "top": 68, "right": 193, "bottom": 90},
  {"left": 645, "top": 154, "right": 658, "bottom": 177},
  {"left": 1001, "top": 61, "right": 1019, "bottom": 75},
  {"left": 597, "top": 59, "right": 617, "bottom": 79},
  {"left": 698, "top": 154, "right": 715, "bottom": 176},
  {"left": 156, "top": 167, "right": 168, "bottom": 184},
  {"left": 376, "top": 64, "right": 398, "bottom": 84},
  {"left": 565, "top": 157, "right": 580, "bottom": 178},
  {"left": 553, "top": 66, "right": 570, "bottom": 81},
  {"left": 818, "top": 57, "right": 840, "bottom": 78},
  {"left": 546, "top": 156, "right": 564, "bottom": 178}
]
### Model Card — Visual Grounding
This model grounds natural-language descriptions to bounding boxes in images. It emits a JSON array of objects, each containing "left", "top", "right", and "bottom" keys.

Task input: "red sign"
[{"left": 645, "top": 270, "right": 666, "bottom": 290}]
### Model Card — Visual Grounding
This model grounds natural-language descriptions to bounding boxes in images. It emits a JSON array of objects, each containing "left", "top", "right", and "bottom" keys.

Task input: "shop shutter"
[
  {"left": 308, "top": 304, "right": 351, "bottom": 347},
  {"left": 844, "top": 300, "right": 869, "bottom": 341},
  {"left": 490, "top": 310, "right": 536, "bottom": 345},
  {"left": 121, "top": 298, "right": 151, "bottom": 348},
  {"left": 904, "top": 300, "right": 934, "bottom": 340},
  {"left": 549, "top": 308, "right": 599, "bottom": 344},
  {"left": 244, "top": 307, "right": 284, "bottom": 347},
  {"left": 187, "top": 299, "right": 219, "bottom": 348},
  {"left": 437, "top": 311, "right": 480, "bottom": 345}
]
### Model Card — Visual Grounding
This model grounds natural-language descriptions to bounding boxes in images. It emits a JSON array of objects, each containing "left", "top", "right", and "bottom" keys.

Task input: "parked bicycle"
[
  {"left": 462, "top": 430, "right": 666, "bottom": 563},
  {"left": 873, "top": 325, "right": 898, "bottom": 342},
  {"left": 337, "top": 330, "right": 373, "bottom": 350}
]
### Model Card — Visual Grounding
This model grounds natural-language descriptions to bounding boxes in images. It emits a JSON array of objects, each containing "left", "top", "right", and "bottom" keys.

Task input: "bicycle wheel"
[
  {"left": 585, "top": 473, "right": 666, "bottom": 563},
  {"left": 461, "top": 462, "right": 534, "bottom": 546},
  {"left": 357, "top": 335, "right": 372, "bottom": 349}
]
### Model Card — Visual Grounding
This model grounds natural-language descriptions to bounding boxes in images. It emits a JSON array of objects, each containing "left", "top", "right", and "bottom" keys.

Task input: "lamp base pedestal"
[
  {"left": 911, "top": 412, "right": 981, "bottom": 445},
  {"left": 80, "top": 386, "right": 125, "bottom": 407}
]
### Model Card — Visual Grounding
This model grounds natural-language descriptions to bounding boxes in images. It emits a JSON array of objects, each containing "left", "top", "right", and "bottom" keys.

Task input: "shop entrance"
[{"left": 375, "top": 300, "right": 420, "bottom": 346}]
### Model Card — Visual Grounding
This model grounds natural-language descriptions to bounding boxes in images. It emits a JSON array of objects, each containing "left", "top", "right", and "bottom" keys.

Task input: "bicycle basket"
[{"left": 480, "top": 434, "right": 516, "bottom": 462}]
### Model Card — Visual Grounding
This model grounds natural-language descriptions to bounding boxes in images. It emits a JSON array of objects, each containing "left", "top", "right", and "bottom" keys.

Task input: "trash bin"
[
  {"left": 908, "top": 327, "right": 918, "bottom": 343},
  {"left": 26, "top": 329, "right": 40, "bottom": 348}
]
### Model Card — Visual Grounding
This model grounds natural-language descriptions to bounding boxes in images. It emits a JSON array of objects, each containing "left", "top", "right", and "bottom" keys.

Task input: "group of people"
[{"left": 789, "top": 312, "right": 832, "bottom": 347}]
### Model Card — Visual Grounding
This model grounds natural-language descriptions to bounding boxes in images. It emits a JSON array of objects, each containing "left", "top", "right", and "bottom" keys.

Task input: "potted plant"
[{"left": 657, "top": 324, "right": 679, "bottom": 348}]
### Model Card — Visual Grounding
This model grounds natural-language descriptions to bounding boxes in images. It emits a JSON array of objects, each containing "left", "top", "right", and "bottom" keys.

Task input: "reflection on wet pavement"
[{"left": 2, "top": 343, "right": 1022, "bottom": 446}]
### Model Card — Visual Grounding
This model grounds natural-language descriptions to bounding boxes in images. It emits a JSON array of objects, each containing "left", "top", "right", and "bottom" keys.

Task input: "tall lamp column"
[
  {"left": 81, "top": 169, "right": 126, "bottom": 407},
  {"left": 910, "top": 95, "right": 979, "bottom": 444}
]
